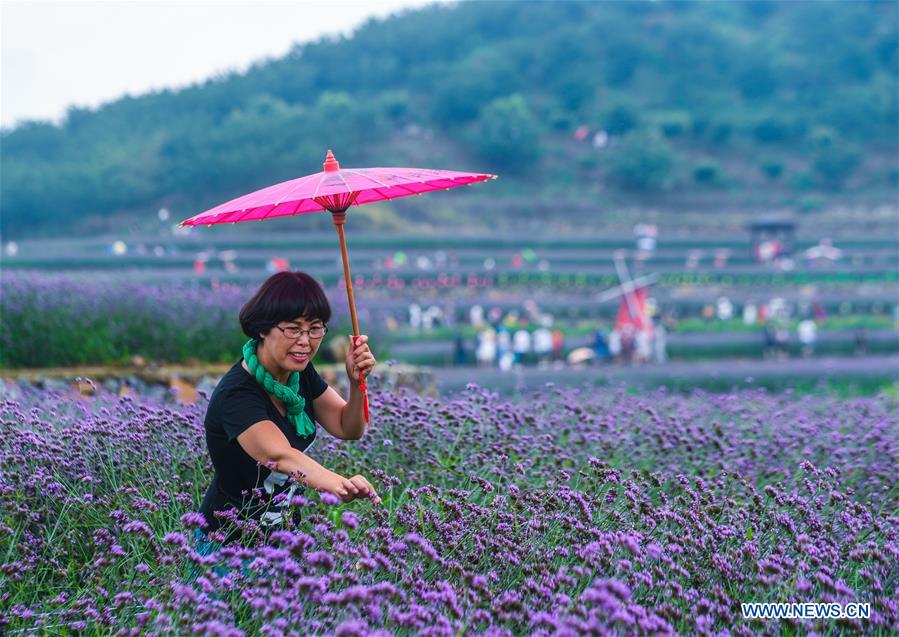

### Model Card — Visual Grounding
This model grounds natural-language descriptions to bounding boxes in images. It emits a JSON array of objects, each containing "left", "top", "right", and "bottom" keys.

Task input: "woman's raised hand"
[{"left": 346, "top": 335, "right": 376, "bottom": 384}]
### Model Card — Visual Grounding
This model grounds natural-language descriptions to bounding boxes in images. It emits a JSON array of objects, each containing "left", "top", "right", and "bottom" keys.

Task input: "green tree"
[
  {"left": 471, "top": 94, "right": 542, "bottom": 173},
  {"left": 753, "top": 115, "right": 803, "bottom": 144},
  {"left": 655, "top": 111, "right": 692, "bottom": 138},
  {"left": 693, "top": 160, "right": 721, "bottom": 185},
  {"left": 603, "top": 103, "right": 641, "bottom": 135},
  {"left": 608, "top": 133, "right": 677, "bottom": 191},
  {"left": 431, "top": 72, "right": 489, "bottom": 125},
  {"left": 814, "top": 145, "right": 862, "bottom": 190},
  {"left": 760, "top": 159, "right": 784, "bottom": 181},
  {"left": 737, "top": 61, "right": 779, "bottom": 99}
]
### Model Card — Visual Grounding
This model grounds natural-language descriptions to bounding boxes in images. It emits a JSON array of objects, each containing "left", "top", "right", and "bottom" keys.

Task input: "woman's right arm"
[{"left": 237, "top": 420, "right": 360, "bottom": 499}]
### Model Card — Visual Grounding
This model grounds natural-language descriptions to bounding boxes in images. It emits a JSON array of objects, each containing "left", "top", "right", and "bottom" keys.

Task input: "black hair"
[{"left": 239, "top": 271, "right": 331, "bottom": 339}]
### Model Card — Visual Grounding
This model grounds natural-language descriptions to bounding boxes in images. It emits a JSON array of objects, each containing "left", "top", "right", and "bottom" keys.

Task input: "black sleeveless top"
[{"left": 199, "top": 359, "right": 328, "bottom": 541}]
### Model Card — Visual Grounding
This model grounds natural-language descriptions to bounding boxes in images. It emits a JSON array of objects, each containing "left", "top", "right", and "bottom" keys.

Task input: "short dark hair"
[{"left": 239, "top": 271, "right": 331, "bottom": 339}]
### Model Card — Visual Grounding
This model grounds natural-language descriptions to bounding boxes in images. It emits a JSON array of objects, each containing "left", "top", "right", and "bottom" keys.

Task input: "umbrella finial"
[{"left": 323, "top": 150, "right": 340, "bottom": 172}]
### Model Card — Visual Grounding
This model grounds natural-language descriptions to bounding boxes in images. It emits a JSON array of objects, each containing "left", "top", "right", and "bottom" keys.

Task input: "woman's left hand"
[{"left": 345, "top": 335, "right": 376, "bottom": 385}]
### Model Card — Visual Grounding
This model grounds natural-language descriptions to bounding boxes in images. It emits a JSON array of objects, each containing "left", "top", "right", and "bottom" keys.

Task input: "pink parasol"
[
  {"left": 180, "top": 150, "right": 496, "bottom": 422},
  {"left": 180, "top": 152, "right": 494, "bottom": 225}
]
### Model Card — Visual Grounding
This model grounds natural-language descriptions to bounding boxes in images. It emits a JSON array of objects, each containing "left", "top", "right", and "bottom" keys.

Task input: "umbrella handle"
[
  {"left": 330, "top": 209, "right": 368, "bottom": 425},
  {"left": 331, "top": 211, "right": 360, "bottom": 337}
]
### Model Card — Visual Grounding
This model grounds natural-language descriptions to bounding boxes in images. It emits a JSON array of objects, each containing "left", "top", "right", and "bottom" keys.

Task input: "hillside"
[{"left": 1, "top": 0, "right": 896, "bottom": 238}]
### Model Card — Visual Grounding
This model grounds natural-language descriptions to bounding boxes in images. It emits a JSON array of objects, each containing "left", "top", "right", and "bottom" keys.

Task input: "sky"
[{"left": 0, "top": 0, "right": 438, "bottom": 129}]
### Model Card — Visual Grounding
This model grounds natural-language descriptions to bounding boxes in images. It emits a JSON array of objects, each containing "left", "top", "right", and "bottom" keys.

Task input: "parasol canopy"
[{"left": 179, "top": 151, "right": 495, "bottom": 226}]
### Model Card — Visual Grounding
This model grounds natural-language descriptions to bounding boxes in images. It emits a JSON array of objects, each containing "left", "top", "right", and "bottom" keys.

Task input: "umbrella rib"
[
  {"left": 255, "top": 203, "right": 281, "bottom": 223},
  {"left": 228, "top": 207, "right": 254, "bottom": 224},
  {"left": 393, "top": 183, "right": 430, "bottom": 196},
  {"left": 311, "top": 172, "right": 329, "bottom": 199},
  {"left": 338, "top": 169, "right": 437, "bottom": 202},
  {"left": 334, "top": 171, "right": 358, "bottom": 205},
  {"left": 344, "top": 168, "right": 458, "bottom": 197},
  {"left": 274, "top": 172, "right": 320, "bottom": 206},
  {"left": 364, "top": 167, "right": 440, "bottom": 188},
  {"left": 342, "top": 169, "right": 393, "bottom": 189}
]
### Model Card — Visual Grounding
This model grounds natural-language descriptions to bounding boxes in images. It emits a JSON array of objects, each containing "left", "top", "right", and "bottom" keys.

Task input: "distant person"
[
  {"left": 763, "top": 324, "right": 776, "bottom": 359},
  {"left": 854, "top": 328, "right": 868, "bottom": 356},
  {"left": 743, "top": 303, "right": 758, "bottom": 326},
  {"left": 653, "top": 322, "right": 668, "bottom": 364},
  {"left": 774, "top": 323, "right": 790, "bottom": 359},
  {"left": 813, "top": 301, "right": 827, "bottom": 323},
  {"left": 592, "top": 328, "right": 609, "bottom": 364},
  {"left": 797, "top": 319, "right": 817, "bottom": 357},
  {"left": 497, "top": 325, "right": 512, "bottom": 366},
  {"left": 551, "top": 327, "right": 565, "bottom": 364},
  {"left": 621, "top": 326, "right": 636, "bottom": 364},
  {"left": 716, "top": 297, "right": 734, "bottom": 322},
  {"left": 533, "top": 322, "right": 553, "bottom": 367},
  {"left": 635, "top": 329, "right": 652, "bottom": 364},
  {"left": 453, "top": 333, "right": 467, "bottom": 366},
  {"left": 498, "top": 350, "right": 515, "bottom": 372},
  {"left": 512, "top": 328, "right": 532, "bottom": 366},
  {"left": 469, "top": 304, "right": 485, "bottom": 328},
  {"left": 409, "top": 303, "right": 422, "bottom": 329},
  {"left": 476, "top": 328, "right": 497, "bottom": 368},
  {"left": 503, "top": 311, "right": 519, "bottom": 331},
  {"left": 608, "top": 329, "right": 622, "bottom": 363}
]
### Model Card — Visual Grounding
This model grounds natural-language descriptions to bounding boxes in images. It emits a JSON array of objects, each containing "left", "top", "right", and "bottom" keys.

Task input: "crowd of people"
[
  {"left": 590, "top": 323, "right": 668, "bottom": 365},
  {"left": 465, "top": 320, "right": 669, "bottom": 370},
  {"left": 468, "top": 318, "right": 566, "bottom": 370},
  {"left": 400, "top": 296, "right": 892, "bottom": 370}
]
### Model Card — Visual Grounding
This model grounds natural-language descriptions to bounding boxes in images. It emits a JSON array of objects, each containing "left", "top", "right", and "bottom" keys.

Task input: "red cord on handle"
[
  {"left": 351, "top": 335, "right": 370, "bottom": 425},
  {"left": 358, "top": 375, "right": 370, "bottom": 424}
]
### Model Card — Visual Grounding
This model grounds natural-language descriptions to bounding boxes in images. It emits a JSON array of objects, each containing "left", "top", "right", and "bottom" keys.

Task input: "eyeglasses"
[{"left": 274, "top": 324, "right": 328, "bottom": 340}]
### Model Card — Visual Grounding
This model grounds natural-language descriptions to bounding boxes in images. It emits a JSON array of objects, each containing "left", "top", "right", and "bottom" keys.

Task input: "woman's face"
[{"left": 260, "top": 316, "right": 326, "bottom": 373}]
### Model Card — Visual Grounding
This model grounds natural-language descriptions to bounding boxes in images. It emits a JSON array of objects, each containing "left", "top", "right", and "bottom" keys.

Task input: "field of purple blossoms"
[
  {"left": 1, "top": 381, "right": 897, "bottom": 636},
  {"left": 0, "top": 273, "right": 349, "bottom": 368},
  {"left": 0, "top": 272, "right": 251, "bottom": 368}
]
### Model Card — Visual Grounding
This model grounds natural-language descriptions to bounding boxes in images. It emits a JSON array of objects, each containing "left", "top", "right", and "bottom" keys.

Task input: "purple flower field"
[
  {"left": 0, "top": 272, "right": 353, "bottom": 369},
  {"left": 1, "top": 383, "right": 897, "bottom": 635},
  {"left": 0, "top": 272, "right": 250, "bottom": 367}
]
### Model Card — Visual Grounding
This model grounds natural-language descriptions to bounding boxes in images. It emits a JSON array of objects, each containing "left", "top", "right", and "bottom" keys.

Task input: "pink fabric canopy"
[{"left": 180, "top": 158, "right": 496, "bottom": 227}]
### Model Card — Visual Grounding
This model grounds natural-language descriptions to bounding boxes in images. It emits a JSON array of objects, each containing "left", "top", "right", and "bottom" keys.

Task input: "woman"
[{"left": 198, "top": 271, "right": 379, "bottom": 546}]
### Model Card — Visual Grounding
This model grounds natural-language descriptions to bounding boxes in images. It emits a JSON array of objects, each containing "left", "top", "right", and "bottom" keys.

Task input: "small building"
[{"left": 747, "top": 216, "right": 796, "bottom": 262}]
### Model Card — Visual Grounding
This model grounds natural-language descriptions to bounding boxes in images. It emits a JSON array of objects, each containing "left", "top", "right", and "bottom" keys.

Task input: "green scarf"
[{"left": 242, "top": 339, "right": 316, "bottom": 437}]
